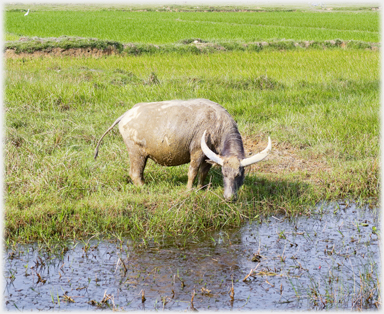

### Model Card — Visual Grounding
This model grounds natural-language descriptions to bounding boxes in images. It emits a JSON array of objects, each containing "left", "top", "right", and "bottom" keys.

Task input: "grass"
[
  {"left": 5, "top": 47, "right": 379, "bottom": 243},
  {"left": 5, "top": 9, "right": 379, "bottom": 43}
]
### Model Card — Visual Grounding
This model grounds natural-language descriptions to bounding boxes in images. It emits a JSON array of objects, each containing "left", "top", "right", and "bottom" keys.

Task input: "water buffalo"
[{"left": 94, "top": 98, "right": 271, "bottom": 201}]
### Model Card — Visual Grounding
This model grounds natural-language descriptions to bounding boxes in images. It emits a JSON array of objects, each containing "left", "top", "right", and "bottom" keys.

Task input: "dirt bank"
[{"left": 5, "top": 46, "right": 119, "bottom": 58}]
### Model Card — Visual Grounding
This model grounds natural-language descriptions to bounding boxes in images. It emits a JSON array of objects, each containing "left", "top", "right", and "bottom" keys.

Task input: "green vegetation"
[
  {"left": 5, "top": 8, "right": 379, "bottom": 43},
  {"left": 3, "top": 6, "right": 380, "bottom": 313},
  {"left": 5, "top": 48, "right": 379, "bottom": 243}
]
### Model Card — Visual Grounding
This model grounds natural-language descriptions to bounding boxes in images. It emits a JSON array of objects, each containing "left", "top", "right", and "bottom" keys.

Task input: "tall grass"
[{"left": 5, "top": 48, "right": 379, "bottom": 242}]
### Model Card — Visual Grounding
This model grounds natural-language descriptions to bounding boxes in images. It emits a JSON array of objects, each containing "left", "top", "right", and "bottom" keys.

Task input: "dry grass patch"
[{"left": 243, "top": 136, "right": 331, "bottom": 180}]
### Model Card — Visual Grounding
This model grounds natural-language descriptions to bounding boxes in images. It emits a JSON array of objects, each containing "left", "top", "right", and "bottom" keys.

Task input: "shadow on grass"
[
  {"left": 144, "top": 166, "right": 313, "bottom": 213},
  {"left": 243, "top": 175, "right": 312, "bottom": 199}
]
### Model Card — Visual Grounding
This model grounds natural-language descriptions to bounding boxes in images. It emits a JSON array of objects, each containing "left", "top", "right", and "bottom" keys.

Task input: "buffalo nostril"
[{"left": 224, "top": 193, "right": 238, "bottom": 202}]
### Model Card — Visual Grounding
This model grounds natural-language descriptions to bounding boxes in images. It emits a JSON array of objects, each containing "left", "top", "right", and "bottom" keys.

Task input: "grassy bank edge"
[{"left": 5, "top": 37, "right": 380, "bottom": 55}]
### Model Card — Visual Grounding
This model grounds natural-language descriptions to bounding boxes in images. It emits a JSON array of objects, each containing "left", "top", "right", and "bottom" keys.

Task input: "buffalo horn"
[
  {"left": 201, "top": 130, "right": 223, "bottom": 166},
  {"left": 240, "top": 137, "right": 272, "bottom": 167}
]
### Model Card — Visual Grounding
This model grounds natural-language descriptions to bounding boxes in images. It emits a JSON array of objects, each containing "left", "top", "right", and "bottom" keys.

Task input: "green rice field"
[{"left": 5, "top": 6, "right": 379, "bottom": 43}]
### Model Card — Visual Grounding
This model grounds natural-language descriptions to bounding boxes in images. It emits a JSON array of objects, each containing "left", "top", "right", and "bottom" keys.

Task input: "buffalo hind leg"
[
  {"left": 129, "top": 155, "right": 147, "bottom": 185},
  {"left": 127, "top": 145, "right": 148, "bottom": 186}
]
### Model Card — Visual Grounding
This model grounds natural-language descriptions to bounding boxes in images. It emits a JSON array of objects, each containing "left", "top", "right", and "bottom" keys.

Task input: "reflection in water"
[{"left": 3, "top": 202, "right": 380, "bottom": 310}]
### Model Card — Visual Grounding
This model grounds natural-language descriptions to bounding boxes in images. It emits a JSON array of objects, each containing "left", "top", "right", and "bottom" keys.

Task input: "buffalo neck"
[{"left": 221, "top": 128, "right": 245, "bottom": 160}]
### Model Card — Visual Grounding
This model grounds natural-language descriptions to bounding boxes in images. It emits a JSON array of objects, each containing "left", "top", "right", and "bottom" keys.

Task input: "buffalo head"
[{"left": 201, "top": 130, "right": 271, "bottom": 201}]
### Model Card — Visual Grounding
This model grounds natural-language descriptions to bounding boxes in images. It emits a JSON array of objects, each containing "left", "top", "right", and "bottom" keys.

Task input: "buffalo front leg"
[
  {"left": 187, "top": 152, "right": 205, "bottom": 190},
  {"left": 187, "top": 162, "right": 199, "bottom": 190},
  {"left": 197, "top": 160, "right": 212, "bottom": 188}
]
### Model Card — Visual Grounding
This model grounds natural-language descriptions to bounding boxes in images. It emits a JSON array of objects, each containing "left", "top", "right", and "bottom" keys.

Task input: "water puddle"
[{"left": 3, "top": 202, "right": 380, "bottom": 310}]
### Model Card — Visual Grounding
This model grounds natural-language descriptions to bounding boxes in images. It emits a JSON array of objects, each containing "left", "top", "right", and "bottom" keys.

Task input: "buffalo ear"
[
  {"left": 201, "top": 130, "right": 223, "bottom": 166},
  {"left": 205, "top": 159, "right": 221, "bottom": 167}
]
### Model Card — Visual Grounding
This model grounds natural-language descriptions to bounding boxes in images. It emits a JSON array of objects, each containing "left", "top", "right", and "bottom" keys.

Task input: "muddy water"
[{"left": 3, "top": 202, "right": 380, "bottom": 311}]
